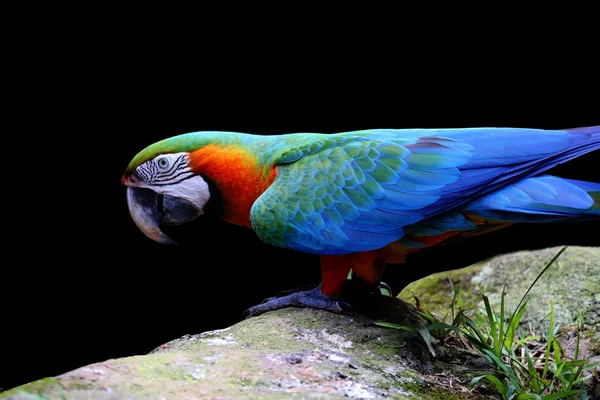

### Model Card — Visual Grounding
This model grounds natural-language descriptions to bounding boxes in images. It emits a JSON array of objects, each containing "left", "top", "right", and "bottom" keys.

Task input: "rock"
[
  {"left": 3, "top": 246, "right": 598, "bottom": 399},
  {"left": 399, "top": 245, "right": 600, "bottom": 397},
  {"left": 1, "top": 310, "right": 493, "bottom": 399},
  {"left": 399, "top": 246, "right": 599, "bottom": 341}
]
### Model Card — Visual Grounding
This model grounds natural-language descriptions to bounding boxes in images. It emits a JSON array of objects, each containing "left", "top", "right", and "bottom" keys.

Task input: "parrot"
[{"left": 122, "top": 126, "right": 600, "bottom": 316}]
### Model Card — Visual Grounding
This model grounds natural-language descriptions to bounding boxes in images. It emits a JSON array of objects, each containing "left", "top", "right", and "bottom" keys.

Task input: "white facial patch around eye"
[
  {"left": 131, "top": 152, "right": 190, "bottom": 188},
  {"left": 146, "top": 152, "right": 193, "bottom": 186}
]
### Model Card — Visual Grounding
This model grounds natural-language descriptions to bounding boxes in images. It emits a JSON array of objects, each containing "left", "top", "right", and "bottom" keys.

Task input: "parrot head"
[
  {"left": 122, "top": 131, "right": 275, "bottom": 245},
  {"left": 122, "top": 151, "right": 210, "bottom": 245}
]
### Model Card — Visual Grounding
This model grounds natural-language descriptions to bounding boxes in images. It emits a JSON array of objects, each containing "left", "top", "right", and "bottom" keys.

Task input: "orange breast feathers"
[{"left": 189, "top": 144, "right": 277, "bottom": 228}]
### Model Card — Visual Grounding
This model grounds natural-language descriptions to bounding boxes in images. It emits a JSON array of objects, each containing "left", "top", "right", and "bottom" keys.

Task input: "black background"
[{"left": 2, "top": 28, "right": 599, "bottom": 391}]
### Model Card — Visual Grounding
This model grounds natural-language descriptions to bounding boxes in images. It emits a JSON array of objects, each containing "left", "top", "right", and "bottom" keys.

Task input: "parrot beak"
[{"left": 126, "top": 187, "right": 203, "bottom": 245}]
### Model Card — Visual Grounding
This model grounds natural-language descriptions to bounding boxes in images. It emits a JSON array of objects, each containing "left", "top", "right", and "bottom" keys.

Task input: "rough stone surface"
[
  {"left": 1, "top": 310, "right": 493, "bottom": 399},
  {"left": 3, "top": 246, "right": 598, "bottom": 399}
]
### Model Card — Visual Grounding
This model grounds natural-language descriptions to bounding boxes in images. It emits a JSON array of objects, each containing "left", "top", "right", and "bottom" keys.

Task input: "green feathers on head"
[{"left": 125, "top": 131, "right": 255, "bottom": 175}]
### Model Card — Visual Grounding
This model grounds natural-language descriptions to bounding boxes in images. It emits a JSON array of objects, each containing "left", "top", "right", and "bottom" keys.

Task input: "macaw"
[{"left": 122, "top": 127, "right": 600, "bottom": 316}]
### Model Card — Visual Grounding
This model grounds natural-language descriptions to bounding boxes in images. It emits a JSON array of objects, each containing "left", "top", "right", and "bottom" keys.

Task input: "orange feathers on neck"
[{"left": 189, "top": 144, "right": 277, "bottom": 228}]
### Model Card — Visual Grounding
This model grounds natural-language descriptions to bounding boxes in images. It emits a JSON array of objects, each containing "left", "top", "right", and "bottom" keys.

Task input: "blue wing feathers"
[
  {"left": 420, "top": 127, "right": 600, "bottom": 215},
  {"left": 438, "top": 129, "right": 588, "bottom": 167},
  {"left": 404, "top": 176, "right": 599, "bottom": 238},
  {"left": 252, "top": 126, "right": 600, "bottom": 254},
  {"left": 405, "top": 141, "right": 473, "bottom": 169},
  {"left": 400, "top": 167, "right": 461, "bottom": 185},
  {"left": 465, "top": 176, "right": 600, "bottom": 222},
  {"left": 565, "top": 125, "right": 600, "bottom": 141},
  {"left": 404, "top": 211, "right": 479, "bottom": 236}
]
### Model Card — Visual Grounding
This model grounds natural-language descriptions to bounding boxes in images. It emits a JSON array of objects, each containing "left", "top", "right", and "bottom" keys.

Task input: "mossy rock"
[
  {"left": 399, "top": 245, "right": 600, "bottom": 397},
  {"left": 3, "top": 308, "right": 495, "bottom": 399},
  {"left": 399, "top": 246, "right": 600, "bottom": 335},
  {"left": 4, "top": 246, "right": 598, "bottom": 399}
]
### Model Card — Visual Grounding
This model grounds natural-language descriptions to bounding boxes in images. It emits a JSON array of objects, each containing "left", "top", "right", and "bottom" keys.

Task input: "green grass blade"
[
  {"left": 515, "top": 335, "right": 541, "bottom": 346},
  {"left": 566, "top": 313, "right": 584, "bottom": 392},
  {"left": 552, "top": 338, "right": 562, "bottom": 367},
  {"left": 480, "top": 348, "right": 520, "bottom": 388},
  {"left": 582, "top": 361, "right": 599, "bottom": 371},
  {"left": 449, "top": 278, "right": 457, "bottom": 322},
  {"left": 499, "top": 288, "right": 506, "bottom": 359},
  {"left": 571, "top": 374, "right": 594, "bottom": 385},
  {"left": 516, "top": 394, "right": 540, "bottom": 400},
  {"left": 451, "top": 309, "right": 466, "bottom": 327},
  {"left": 483, "top": 295, "right": 500, "bottom": 351},
  {"left": 373, "top": 321, "right": 418, "bottom": 333},
  {"left": 418, "top": 327, "right": 436, "bottom": 357},
  {"left": 539, "top": 390, "right": 584, "bottom": 400},
  {"left": 441, "top": 311, "right": 450, "bottom": 324},
  {"left": 505, "top": 298, "right": 531, "bottom": 353},
  {"left": 460, "top": 315, "right": 490, "bottom": 347},
  {"left": 502, "top": 246, "right": 567, "bottom": 350},
  {"left": 525, "top": 350, "right": 541, "bottom": 393},
  {"left": 542, "top": 301, "right": 556, "bottom": 381},
  {"left": 426, "top": 321, "right": 462, "bottom": 331},
  {"left": 415, "top": 309, "right": 438, "bottom": 324},
  {"left": 374, "top": 321, "right": 440, "bottom": 356},
  {"left": 552, "top": 361, "right": 566, "bottom": 383}
]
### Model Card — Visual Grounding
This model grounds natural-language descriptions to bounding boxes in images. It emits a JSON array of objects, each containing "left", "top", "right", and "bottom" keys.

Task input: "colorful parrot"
[{"left": 122, "top": 127, "right": 600, "bottom": 316}]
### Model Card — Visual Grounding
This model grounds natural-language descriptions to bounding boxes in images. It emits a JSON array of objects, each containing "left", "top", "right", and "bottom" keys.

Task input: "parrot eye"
[{"left": 157, "top": 157, "right": 170, "bottom": 170}]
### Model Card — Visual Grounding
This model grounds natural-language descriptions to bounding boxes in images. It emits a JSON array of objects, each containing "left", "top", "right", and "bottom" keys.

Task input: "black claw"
[
  {"left": 242, "top": 278, "right": 393, "bottom": 319},
  {"left": 243, "top": 285, "right": 352, "bottom": 319}
]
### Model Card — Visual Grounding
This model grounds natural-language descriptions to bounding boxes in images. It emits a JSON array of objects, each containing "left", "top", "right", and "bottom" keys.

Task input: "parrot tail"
[
  {"left": 401, "top": 175, "right": 599, "bottom": 250},
  {"left": 559, "top": 125, "right": 600, "bottom": 165},
  {"left": 463, "top": 175, "right": 600, "bottom": 223},
  {"left": 496, "top": 125, "right": 600, "bottom": 190},
  {"left": 397, "top": 128, "right": 599, "bottom": 252}
]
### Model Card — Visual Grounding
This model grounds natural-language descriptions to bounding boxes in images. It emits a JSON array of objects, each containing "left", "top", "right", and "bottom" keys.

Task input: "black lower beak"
[{"left": 126, "top": 187, "right": 202, "bottom": 245}]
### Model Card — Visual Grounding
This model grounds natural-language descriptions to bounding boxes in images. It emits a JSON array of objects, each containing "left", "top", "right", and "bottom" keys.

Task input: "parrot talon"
[{"left": 243, "top": 285, "right": 352, "bottom": 319}]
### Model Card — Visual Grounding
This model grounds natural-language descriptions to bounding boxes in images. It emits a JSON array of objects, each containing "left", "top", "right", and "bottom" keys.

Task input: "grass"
[{"left": 377, "top": 246, "right": 599, "bottom": 399}]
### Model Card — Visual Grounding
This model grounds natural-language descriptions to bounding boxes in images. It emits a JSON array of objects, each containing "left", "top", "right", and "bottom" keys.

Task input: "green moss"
[
  {"left": 228, "top": 317, "right": 306, "bottom": 352},
  {"left": 0, "top": 378, "right": 64, "bottom": 399},
  {"left": 0, "top": 391, "right": 54, "bottom": 400},
  {"left": 398, "top": 261, "right": 487, "bottom": 319},
  {"left": 227, "top": 376, "right": 271, "bottom": 390}
]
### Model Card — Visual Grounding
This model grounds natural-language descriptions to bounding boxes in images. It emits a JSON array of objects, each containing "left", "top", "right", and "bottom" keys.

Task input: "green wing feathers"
[{"left": 251, "top": 132, "right": 472, "bottom": 254}]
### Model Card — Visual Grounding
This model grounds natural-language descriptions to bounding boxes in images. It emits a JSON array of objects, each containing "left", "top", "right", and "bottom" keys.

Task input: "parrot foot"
[{"left": 242, "top": 284, "right": 351, "bottom": 319}]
